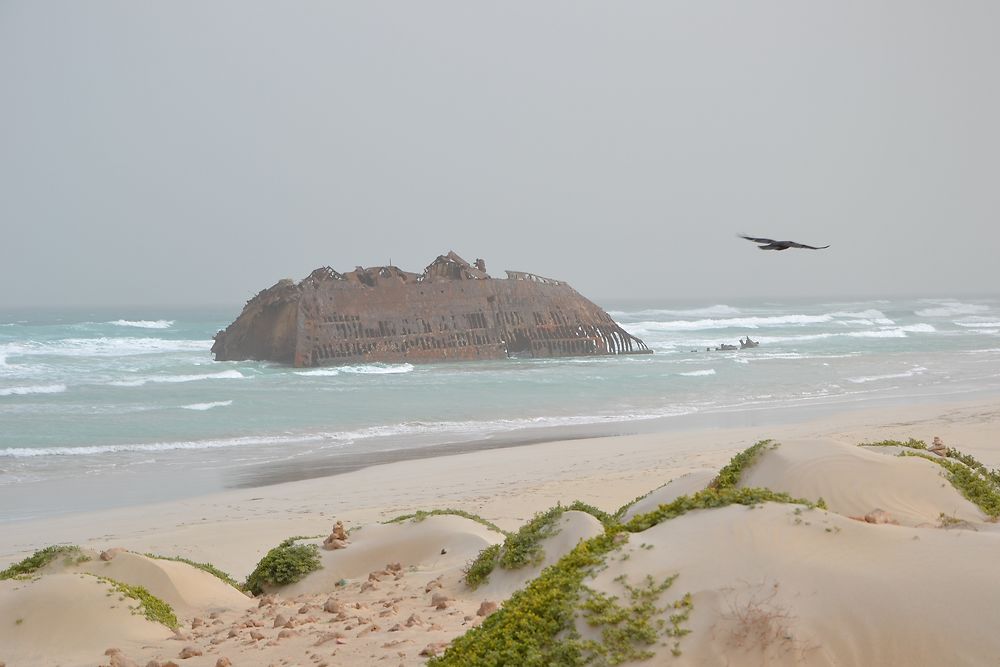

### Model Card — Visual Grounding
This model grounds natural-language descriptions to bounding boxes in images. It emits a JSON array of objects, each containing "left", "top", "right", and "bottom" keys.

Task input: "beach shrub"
[
  {"left": 863, "top": 439, "right": 1000, "bottom": 519},
  {"left": 577, "top": 574, "right": 691, "bottom": 664},
  {"left": 860, "top": 438, "right": 928, "bottom": 450},
  {"left": 0, "top": 545, "right": 85, "bottom": 580},
  {"left": 384, "top": 508, "right": 507, "bottom": 535},
  {"left": 464, "top": 501, "right": 618, "bottom": 589},
  {"left": 244, "top": 537, "right": 322, "bottom": 596},
  {"left": 144, "top": 553, "right": 247, "bottom": 593},
  {"left": 900, "top": 451, "right": 1000, "bottom": 519},
  {"left": 437, "top": 487, "right": 819, "bottom": 666},
  {"left": 710, "top": 439, "right": 777, "bottom": 490},
  {"left": 98, "top": 576, "right": 178, "bottom": 629}
]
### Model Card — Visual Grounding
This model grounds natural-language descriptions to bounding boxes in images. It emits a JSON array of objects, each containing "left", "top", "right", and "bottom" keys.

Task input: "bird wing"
[
  {"left": 739, "top": 235, "right": 777, "bottom": 244},
  {"left": 785, "top": 241, "right": 830, "bottom": 250}
]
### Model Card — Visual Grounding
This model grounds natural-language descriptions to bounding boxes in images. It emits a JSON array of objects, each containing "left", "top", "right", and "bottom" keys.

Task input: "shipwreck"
[{"left": 212, "top": 252, "right": 650, "bottom": 367}]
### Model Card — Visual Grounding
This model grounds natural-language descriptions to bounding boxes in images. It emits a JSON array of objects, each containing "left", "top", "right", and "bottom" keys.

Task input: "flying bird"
[{"left": 739, "top": 235, "right": 830, "bottom": 251}]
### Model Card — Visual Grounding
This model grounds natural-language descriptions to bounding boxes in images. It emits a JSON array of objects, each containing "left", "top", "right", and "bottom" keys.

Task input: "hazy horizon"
[{"left": 3, "top": 1, "right": 998, "bottom": 308}]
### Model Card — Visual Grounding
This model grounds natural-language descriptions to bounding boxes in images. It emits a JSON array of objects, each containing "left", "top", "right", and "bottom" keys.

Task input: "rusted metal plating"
[{"left": 212, "top": 252, "right": 650, "bottom": 367}]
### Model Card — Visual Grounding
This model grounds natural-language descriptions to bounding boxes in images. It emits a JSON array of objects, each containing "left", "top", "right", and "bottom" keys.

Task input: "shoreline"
[
  {"left": 3, "top": 394, "right": 999, "bottom": 572},
  {"left": 4, "top": 384, "right": 1000, "bottom": 524}
]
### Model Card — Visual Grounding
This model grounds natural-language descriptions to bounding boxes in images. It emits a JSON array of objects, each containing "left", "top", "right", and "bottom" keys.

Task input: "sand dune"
[
  {"left": 2, "top": 400, "right": 1000, "bottom": 666},
  {"left": 477, "top": 510, "right": 606, "bottom": 600},
  {"left": 619, "top": 469, "right": 717, "bottom": 522},
  {"left": 0, "top": 573, "right": 173, "bottom": 666},
  {"left": 587, "top": 502, "right": 1000, "bottom": 665},
  {"left": 739, "top": 438, "right": 984, "bottom": 526},
  {"left": 74, "top": 551, "right": 253, "bottom": 615},
  {"left": 279, "top": 514, "right": 503, "bottom": 597}
]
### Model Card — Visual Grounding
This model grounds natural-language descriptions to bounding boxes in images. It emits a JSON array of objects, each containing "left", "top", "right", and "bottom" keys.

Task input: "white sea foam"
[
  {"left": 847, "top": 366, "right": 928, "bottom": 384},
  {"left": 294, "top": 368, "right": 342, "bottom": 377},
  {"left": 340, "top": 364, "right": 414, "bottom": 374},
  {"left": 847, "top": 329, "right": 907, "bottom": 338},
  {"left": 679, "top": 369, "right": 716, "bottom": 377},
  {"left": 609, "top": 305, "right": 741, "bottom": 318},
  {"left": 181, "top": 400, "right": 233, "bottom": 411},
  {"left": 108, "top": 370, "right": 245, "bottom": 387},
  {"left": 629, "top": 314, "right": 833, "bottom": 333},
  {"left": 915, "top": 302, "right": 990, "bottom": 317},
  {"left": 0, "top": 384, "right": 67, "bottom": 397},
  {"left": 0, "top": 408, "right": 700, "bottom": 459},
  {"left": 0, "top": 338, "right": 210, "bottom": 359},
  {"left": 899, "top": 323, "right": 936, "bottom": 333},
  {"left": 829, "top": 310, "right": 895, "bottom": 325},
  {"left": 955, "top": 320, "right": 1000, "bottom": 328},
  {"left": 107, "top": 319, "right": 174, "bottom": 329}
]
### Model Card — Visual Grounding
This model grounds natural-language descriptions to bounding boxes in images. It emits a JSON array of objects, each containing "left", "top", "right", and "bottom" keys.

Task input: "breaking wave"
[
  {"left": 955, "top": 320, "right": 1000, "bottom": 329},
  {"left": 0, "top": 338, "right": 210, "bottom": 358},
  {"left": 108, "top": 370, "right": 245, "bottom": 387},
  {"left": 181, "top": 400, "right": 233, "bottom": 411},
  {"left": 847, "top": 366, "right": 927, "bottom": 384},
  {"left": 0, "top": 384, "right": 67, "bottom": 397},
  {"left": 294, "top": 364, "right": 414, "bottom": 376},
  {"left": 630, "top": 314, "right": 834, "bottom": 333},
  {"left": 679, "top": 369, "right": 716, "bottom": 377},
  {"left": 915, "top": 302, "right": 990, "bottom": 317},
  {"left": 107, "top": 320, "right": 174, "bottom": 329},
  {"left": 610, "top": 305, "right": 742, "bottom": 318}
]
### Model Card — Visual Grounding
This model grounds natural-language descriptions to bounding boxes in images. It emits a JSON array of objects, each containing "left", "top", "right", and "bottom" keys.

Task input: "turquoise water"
[{"left": 2, "top": 297, "right": 1000, "bottom": 520}]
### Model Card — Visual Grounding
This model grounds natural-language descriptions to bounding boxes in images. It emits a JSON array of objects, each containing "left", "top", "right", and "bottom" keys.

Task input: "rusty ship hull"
[{"left": 212, "top": 252, "right": 650, "bottom": 367}]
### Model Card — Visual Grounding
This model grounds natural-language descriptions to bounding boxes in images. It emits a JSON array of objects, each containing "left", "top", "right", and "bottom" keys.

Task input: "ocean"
[{"left": 3, "top": 296, "right": 999, "bottom": 521}]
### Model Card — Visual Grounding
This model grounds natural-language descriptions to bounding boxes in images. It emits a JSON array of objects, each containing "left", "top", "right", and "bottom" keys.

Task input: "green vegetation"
[
  {"left": 860, "top": 438, "right": 928, "bottom": 450},
  {"left": 384, "top": 508, "right": 507, "bottom": 535},
  {"left": 900, "top": 451, "right": 1000, "bottom": 519},
  {"left": 244, "top": 536, "right": 322, "bottom": 596},
  {"left": 98, "top": 576, "right": 178, "bottom": 629},
  {"left": 622, "top": 487, "right": 820, "bottom": 533},
  {"left": 861, "top": 439, "right": 1000, "bottom": 520},
  {"left": 144, "top": 553, "right": 246, "bottom": 593},
  {"left": 710, "top": 439, "right": 777, "bottom": 490},
  {"left": 577, "top": 575, "right": 692, "bottom": 664},
  {"left": 464, "top": 501, "right": 618, "bottom": 589},
  {"left": 437, "top": 486, "right": 820, "bottom": 666},
  {"left": 0, "top": 545, "right": 86, "bottom": 580}
]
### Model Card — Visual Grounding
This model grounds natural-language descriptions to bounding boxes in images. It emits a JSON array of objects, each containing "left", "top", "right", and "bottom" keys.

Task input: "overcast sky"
[{"left": 2, "top": 1, "right": 998, "bottom": 308}]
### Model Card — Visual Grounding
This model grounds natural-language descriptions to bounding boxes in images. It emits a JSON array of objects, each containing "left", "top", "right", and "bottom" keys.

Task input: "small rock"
[
  {"left": 178, "top": 646, "right": 202, "bottom": 659},
  {"left": 249, "top": 630, "right": 265, "bottom": 641},
  {"left": 323, "top": 521, "right": 350, "bottom": 550},
  {"left": 215, "top": 659, "right": 233, "bottom": 667},
  {"left": 431, "top": 592, "right": 452, "bottom": 610},
  {"left": 298, "top": 604, "right": 310, "bottom": 614},
  {"left": 278, "top": 629, "right": 298, "bottom": 639},
  {"left": 420, "top": 642, "right": 449, "bottom": 657},
  {"left": 273, "top": 614, "right": 288, "bottom": 628},
  {"left": 930, "top": 436, "right": 948, "bottom": 456},
  {"left": 424, "top": 578, "right": 442, "bottom": 593},
  {"left": 335, "top": 637, "right": 348, "bottom": 645},
  {"left": 100, "top": 547, "right": 125, "bottom": 561},
  {"left": 191, "top": 617, "right": 204, "bottom": 629},
  {"left": 144, "top": 661, "right": 162, "bottom": 667},
  {"left": 323, "top": 597, "right": 343, "bottom": 613},
  {"left": 258, "top": 594, "right": 276, "bottom": 608},
  {"left": 386, "top": 562, "right": 402, "bottom": 572},
  {"left": 405, "top": 613, "right": 423, "bottom": 627},
  {"left": 110, "top": 654, "right": 138, "bottom": 667},
  {"left": 227, "top": 628, "right": 239, "bottom": 638},
  {"left": 360, "top": 580, "right": 378, "bottom": 592},
  {"left": 477, "top": 600, "right": 498, "bottom": 617},
  {"left": 105, "top": 648, "right": 122, "bottom": 656},
  {"left": 864, "top": 509, "right": 898, "bottom": 525},
  {"left": 440, "top": 548, "right": 447, "bottom": 555}
]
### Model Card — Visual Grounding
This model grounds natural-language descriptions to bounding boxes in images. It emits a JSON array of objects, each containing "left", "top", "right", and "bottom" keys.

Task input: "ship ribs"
[{"left": 211, "top": 252, "right": 650, "bottom": 367}]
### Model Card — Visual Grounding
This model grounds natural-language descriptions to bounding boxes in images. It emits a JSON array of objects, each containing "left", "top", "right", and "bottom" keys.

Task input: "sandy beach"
[{"left": 3, "top": 396, "right": 999, "bottom": 666}]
